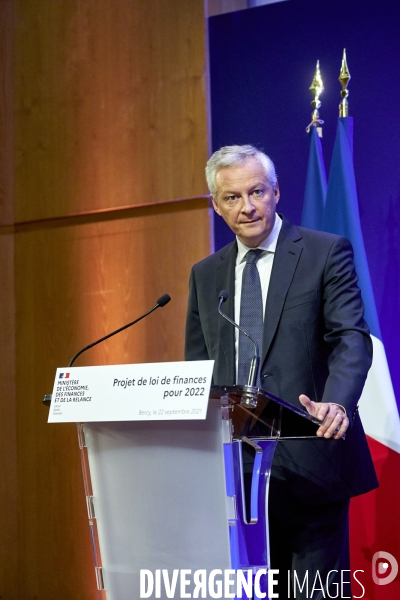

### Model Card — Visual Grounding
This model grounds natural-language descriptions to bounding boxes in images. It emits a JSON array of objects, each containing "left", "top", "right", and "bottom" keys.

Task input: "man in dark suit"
[{"left": 185, "top": 145, "right": 378, "bottom": 598}]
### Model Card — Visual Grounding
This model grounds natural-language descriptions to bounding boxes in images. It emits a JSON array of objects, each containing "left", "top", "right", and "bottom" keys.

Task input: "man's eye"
[
  {"left": 252, "top": 189, "right": 263, "bottom": 196},
  {"left": 226, "top": 195, "right": 238, "bottom": 203}
]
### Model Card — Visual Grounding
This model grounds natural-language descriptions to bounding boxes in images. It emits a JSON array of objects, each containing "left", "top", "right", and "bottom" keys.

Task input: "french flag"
[
  {"left": 59, "top": 372, "right": 70, "bottom": 379},
  {"left": 323, "top": 116, "right": 400, "bottom": 597}
]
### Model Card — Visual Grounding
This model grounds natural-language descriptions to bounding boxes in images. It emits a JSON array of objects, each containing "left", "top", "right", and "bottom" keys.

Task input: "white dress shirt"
[{"left": 234, "top": 213, "right": 282, "bottom": 379}]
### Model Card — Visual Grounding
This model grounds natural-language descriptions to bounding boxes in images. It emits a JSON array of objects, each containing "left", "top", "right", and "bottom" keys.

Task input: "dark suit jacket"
[{"left": 185, "top": 216, "right": 378, "bottom": 505}]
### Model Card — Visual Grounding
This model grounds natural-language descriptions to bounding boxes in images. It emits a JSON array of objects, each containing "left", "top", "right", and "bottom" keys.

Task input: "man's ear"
[
  {"left": 211, "top": 196, "right": 221, "bottom": 216},
  {"left": 274, "top": 182, "right": 280, "bottom": 205}
]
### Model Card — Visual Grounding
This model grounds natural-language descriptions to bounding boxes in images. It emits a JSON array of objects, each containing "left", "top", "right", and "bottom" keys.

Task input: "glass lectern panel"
[{"left": 82, "top": 399, "right": 231, "bottom": 600}]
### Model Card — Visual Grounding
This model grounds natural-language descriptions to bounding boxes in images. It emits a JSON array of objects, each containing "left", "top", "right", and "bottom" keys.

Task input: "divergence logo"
[{"left": 372, "top": 551, "right": 398, "bottom": 586}]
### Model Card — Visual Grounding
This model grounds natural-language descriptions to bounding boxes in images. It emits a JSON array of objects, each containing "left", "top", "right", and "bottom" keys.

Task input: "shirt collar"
[{"left": 236, "top": 213, "right": 282, "bottom": 263}]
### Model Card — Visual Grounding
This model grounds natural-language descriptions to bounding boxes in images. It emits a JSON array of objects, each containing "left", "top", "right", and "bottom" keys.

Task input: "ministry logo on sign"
[{"left": 59, "top": 372, "right": 70, "bottom": 379}]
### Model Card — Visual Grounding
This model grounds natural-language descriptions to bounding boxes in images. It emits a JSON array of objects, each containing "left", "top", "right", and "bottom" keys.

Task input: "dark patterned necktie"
[{"left": 238, "top": 248, "right": 264, "bottom": 387}]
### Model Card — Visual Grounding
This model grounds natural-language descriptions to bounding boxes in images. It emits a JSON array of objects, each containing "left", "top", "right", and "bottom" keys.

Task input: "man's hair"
[{"left": 205, "top": 144, "right": 278, "bottom": 198}]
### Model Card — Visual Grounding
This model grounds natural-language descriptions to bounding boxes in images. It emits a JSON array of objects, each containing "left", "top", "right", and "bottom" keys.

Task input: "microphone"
[
  {"left": 218, "top": 290, "right": 260, "bottom": 389},
  {"left": 156, "top": 294, "right": 171, "bottom": 307},
  {"left": 67, "top": 294, "right": 171, "bottom": 367},
  {"left": 44, "top": 294, "right": 171, "bottom": 405}
]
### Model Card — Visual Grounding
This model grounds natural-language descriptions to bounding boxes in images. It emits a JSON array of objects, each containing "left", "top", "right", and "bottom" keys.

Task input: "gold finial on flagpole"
[
  {"left": 307, "top": 60, "right": 324, "bottom": 136},
  {"left": 339, "top": 48, "right": 351, "bottom": 117}
]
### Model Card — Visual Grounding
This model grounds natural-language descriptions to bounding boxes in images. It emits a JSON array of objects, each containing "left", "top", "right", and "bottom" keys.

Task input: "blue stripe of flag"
[{"left": 301, "top": 125, "right": 327, "bottom": 231}]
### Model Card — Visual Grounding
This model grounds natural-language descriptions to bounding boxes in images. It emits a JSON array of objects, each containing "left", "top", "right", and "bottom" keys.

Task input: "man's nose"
[{"left": 240, "top": 195, "right": 255, "bottom": 213}]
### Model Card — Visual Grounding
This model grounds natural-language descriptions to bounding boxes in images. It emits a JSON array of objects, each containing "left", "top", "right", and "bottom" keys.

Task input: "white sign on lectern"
[{"left": 48, "top": 360, "right": 214, "bottom": 423}]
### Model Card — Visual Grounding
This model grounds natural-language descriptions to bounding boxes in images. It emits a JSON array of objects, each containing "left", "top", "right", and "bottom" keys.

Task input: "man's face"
[{"left": 212, "top": 158, "right": 280, "bottom": 248}]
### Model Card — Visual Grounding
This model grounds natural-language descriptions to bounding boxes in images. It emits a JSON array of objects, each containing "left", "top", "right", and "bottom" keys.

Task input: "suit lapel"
[
  {"left": 261, "top": 219, "right": 303, "bottom": 366},
  {"left": 216, "top": 242, "right": 237, "bottom": 383}
]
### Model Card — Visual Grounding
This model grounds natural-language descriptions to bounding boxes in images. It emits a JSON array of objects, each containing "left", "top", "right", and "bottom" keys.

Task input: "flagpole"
[
  {"left": 306, "top": 60, "right": 324, "bottom": 137},
  {"left": 302, "top": 61, "right": 327, "bottom": 230},
  {"left": 339, "top": 48, "right": 351, "bottom": 117}
]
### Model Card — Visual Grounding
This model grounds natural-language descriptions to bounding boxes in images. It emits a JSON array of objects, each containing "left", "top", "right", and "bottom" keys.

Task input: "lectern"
[{"left": 46, "top": 365, "right": 319, "bottom": 600}]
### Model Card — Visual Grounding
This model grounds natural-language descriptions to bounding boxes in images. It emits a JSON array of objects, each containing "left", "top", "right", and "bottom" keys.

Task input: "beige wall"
[{"left": 0, "top": 1, "right": 210, "bottom": 598}]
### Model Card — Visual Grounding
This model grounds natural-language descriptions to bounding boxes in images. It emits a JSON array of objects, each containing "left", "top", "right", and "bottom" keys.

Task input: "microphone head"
[
  {"left": 157, "top": 294, "right": 171, "bottom": 307},
  {"left": 219, "top": 290, "right": 229, "bottom": 303}
]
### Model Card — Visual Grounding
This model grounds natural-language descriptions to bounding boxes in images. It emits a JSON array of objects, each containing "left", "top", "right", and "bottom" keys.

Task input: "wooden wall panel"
[
  {"left": 14, "top": 0, "right": 208, "bottom": 222},
  {"left": 14, "top": 199, "right": 211, "bottom": 598},
  {"left": 1, "top": 0, "right": 211, "bottom": 597},
  {"left": 0, "top": 0, "right": 14, "bottom": 225},
  {"left": 0, "top": 234, "right": 18, "bottom": 597},
  {"left": 0, "top": 2, "right": 18, "bottom": 596},
  {"left": 15, "top": 200, "right": 211, "bottom": 374}
]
